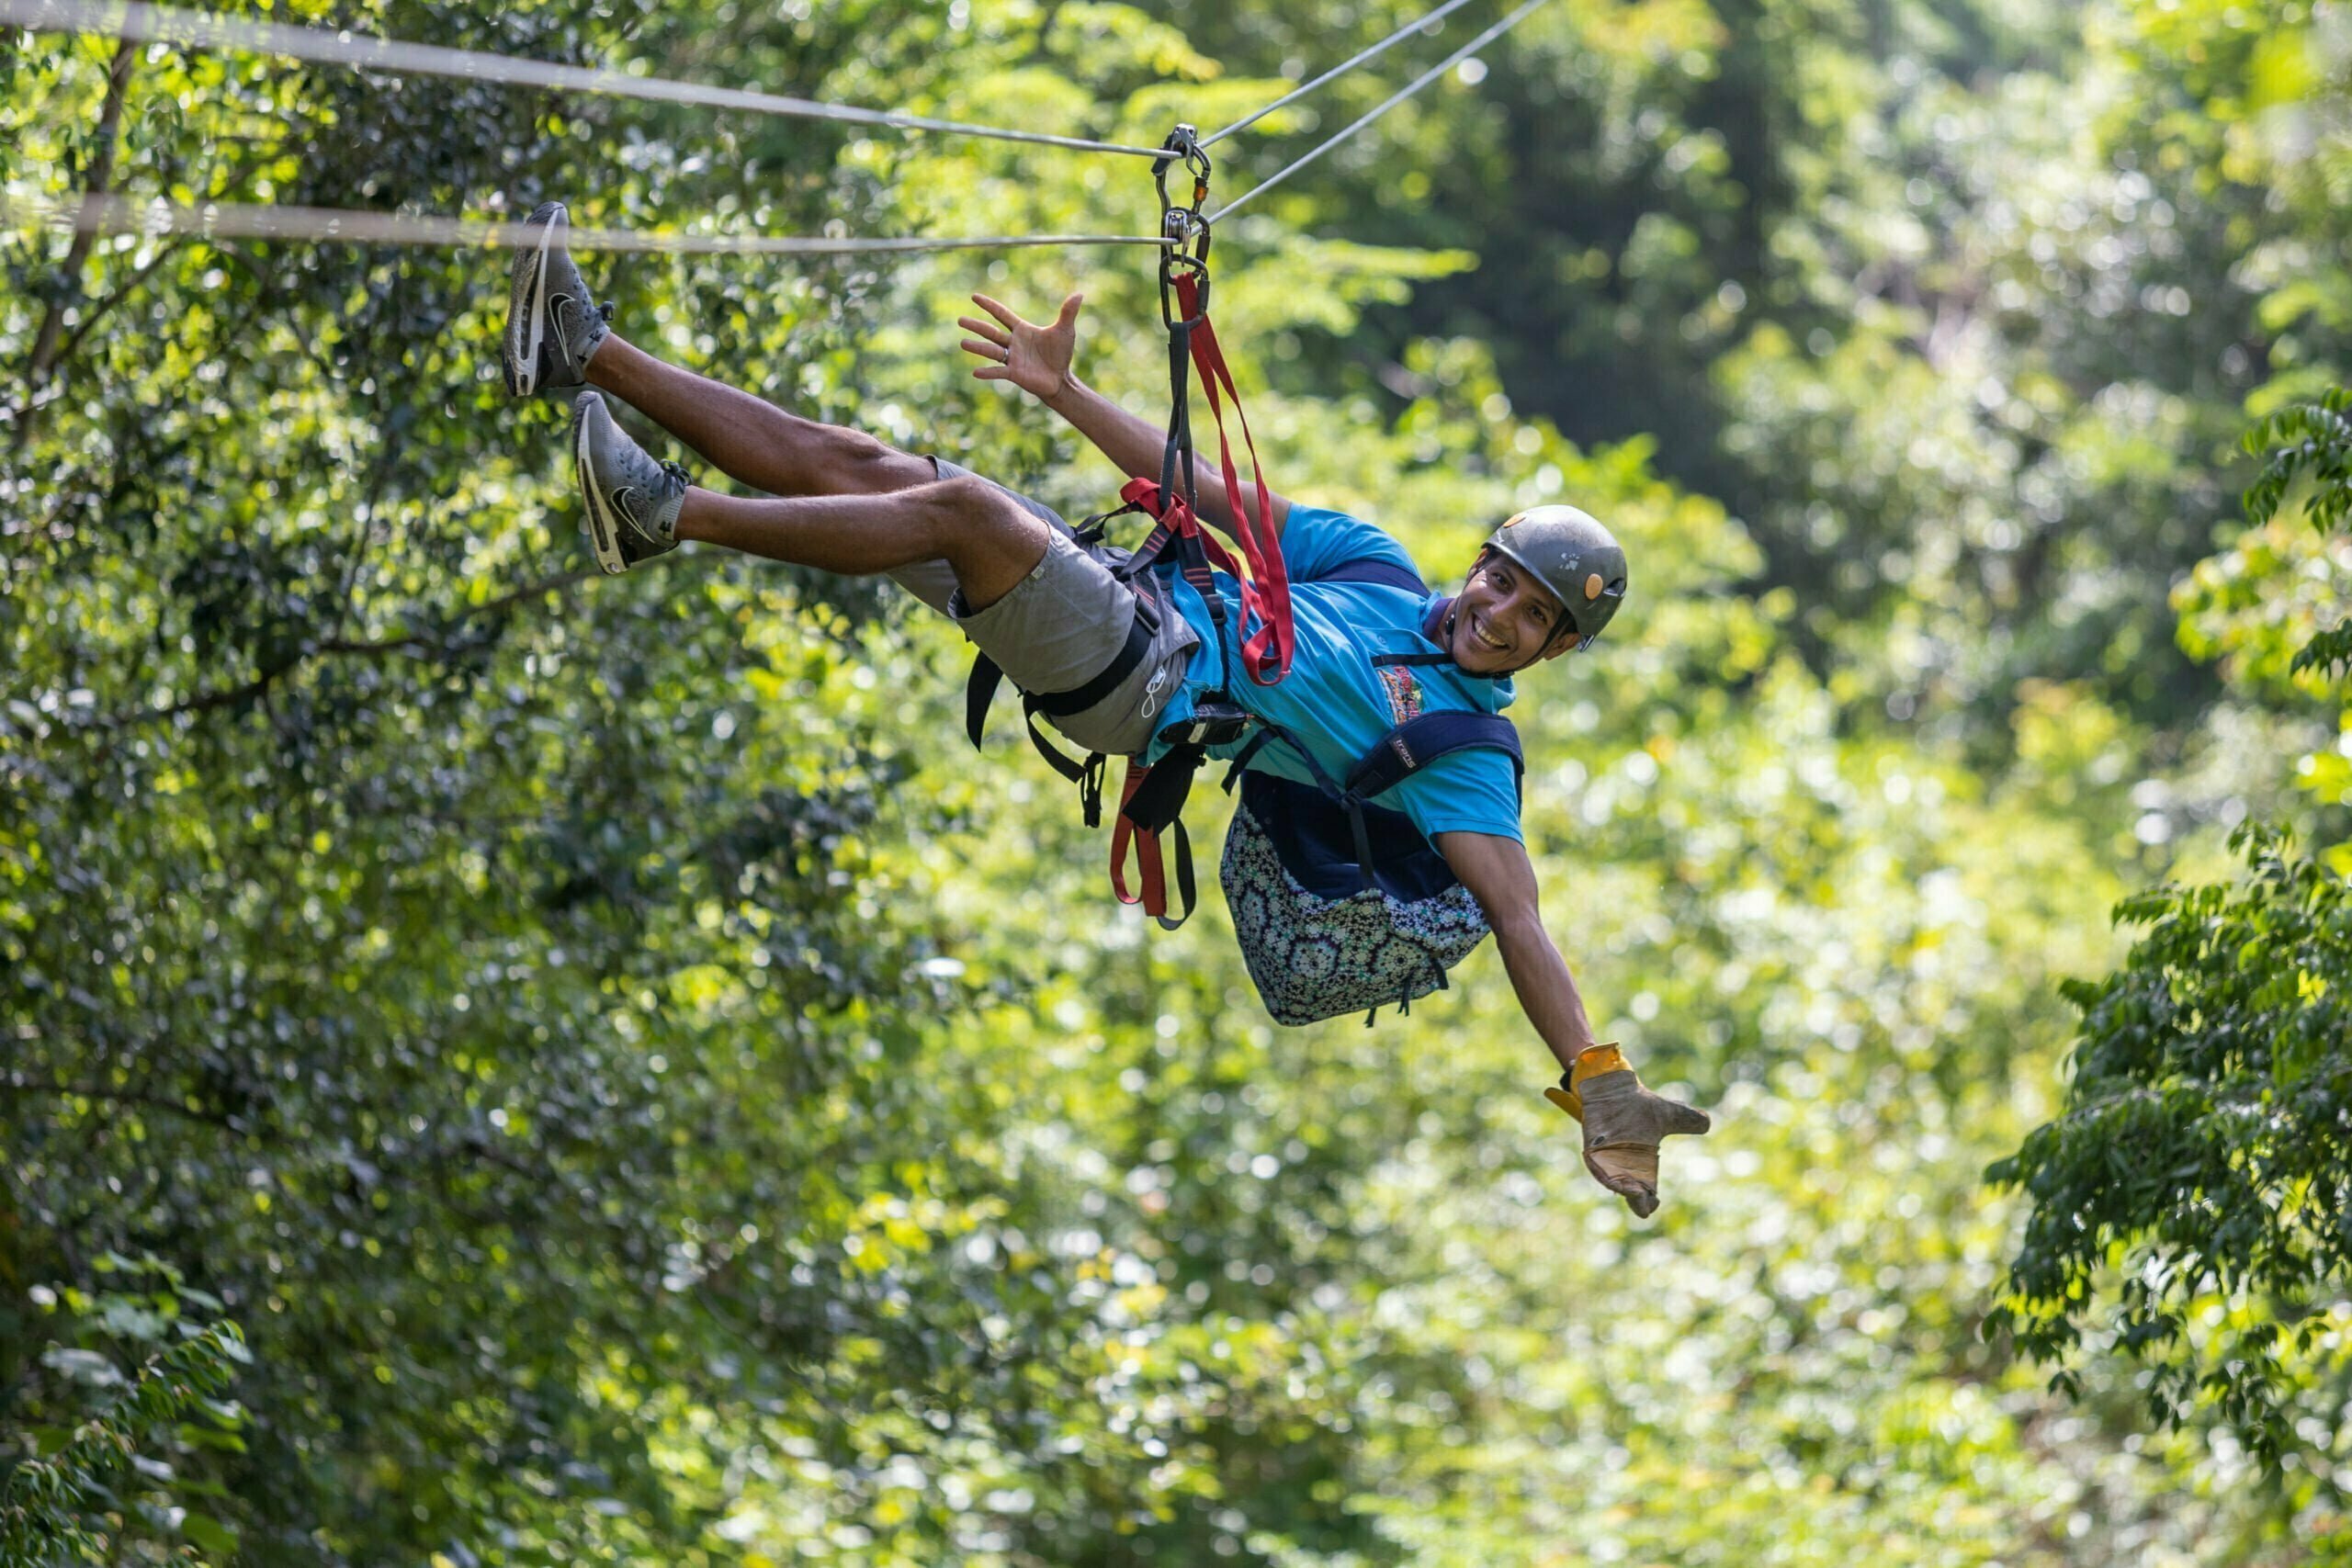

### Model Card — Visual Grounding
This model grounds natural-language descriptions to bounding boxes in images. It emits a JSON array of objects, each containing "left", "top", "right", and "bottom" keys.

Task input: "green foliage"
[
  {"left": 0, "top": 1257, "right": 251, "bottom": 1566},
  {"left": 5, "top": 0, "right": 2347, "bottom": 1562},
  {"left": 1992, "top": 386, "right": 2352, "bottom": 1486},
  {"left": 2244, "top": 387, "right": 2352, "bottom": 678},
  {"left": 1987, "top": 824, "right": 2352, "bottom": 1465}
]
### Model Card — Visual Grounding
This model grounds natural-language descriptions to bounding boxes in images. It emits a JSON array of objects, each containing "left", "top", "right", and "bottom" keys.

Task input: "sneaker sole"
[
  {"left": 503, "top": 203, "right": 563, "bottom": 398},
  {"left": 573, "top": 400, "right": 628, "bottom": 575}
]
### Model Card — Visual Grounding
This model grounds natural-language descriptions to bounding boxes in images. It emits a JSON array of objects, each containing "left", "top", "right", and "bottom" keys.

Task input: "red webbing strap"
[
  {"left": 1170, "top": 273, "right": 1293, "bottom": 684},
  {"left": 1109, "top": 761, "right": 1170, "bottom": 918},
  {"left": 1118, "top": 478, "right": 1250, "bottom": 582}
]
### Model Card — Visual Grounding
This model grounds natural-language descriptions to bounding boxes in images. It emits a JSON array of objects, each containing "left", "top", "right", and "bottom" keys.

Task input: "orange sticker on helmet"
[{"left": 1585, "top": 572, "right": 1603, "bottom": 600}]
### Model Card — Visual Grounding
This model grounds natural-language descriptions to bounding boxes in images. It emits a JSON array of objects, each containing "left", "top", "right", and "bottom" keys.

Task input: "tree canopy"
[{"left": 3, "top": 0, "right": 2347, "bottom": 1562}]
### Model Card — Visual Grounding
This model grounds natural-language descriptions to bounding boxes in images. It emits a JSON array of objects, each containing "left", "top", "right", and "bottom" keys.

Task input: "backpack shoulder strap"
[
  {"left": 1315, "top": 557, "right": 1429, "bottom": 595},
  {"left": 1342, "top": 712, "right": 1522, "bottom": 804}
]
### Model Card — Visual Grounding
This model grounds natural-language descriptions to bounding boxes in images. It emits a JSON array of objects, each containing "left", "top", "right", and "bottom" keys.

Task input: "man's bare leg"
[
  {"left": 585, "top": 333, "right": 933, "bottom": 499},
  {"left": 512, "top": 205, "right": 1045, "bottom": 602},
  {"left": 567, "top": 375, "right": 1048, "bottom": 605},
  {"left": 671, "top": 478, "right": 1049, "bottom": 613},
  {"left": 571, "top": 336, "right": 1048, "bottom": 608}
]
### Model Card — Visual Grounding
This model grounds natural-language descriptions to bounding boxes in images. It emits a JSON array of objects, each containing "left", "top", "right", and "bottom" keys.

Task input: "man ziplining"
[{"left": 503, "top": 201, "right": 1712, "bottom": 1216}]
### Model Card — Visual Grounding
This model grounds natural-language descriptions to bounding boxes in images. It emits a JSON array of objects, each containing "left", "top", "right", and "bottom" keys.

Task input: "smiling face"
[{"left": 1448, "top": 548, "right": 1577, "bottom": 675}]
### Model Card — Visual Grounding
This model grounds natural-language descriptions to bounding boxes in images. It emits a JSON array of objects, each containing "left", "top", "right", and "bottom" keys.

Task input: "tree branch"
[
  {"left": 82, "top": 565, "right": 605, "bottom": 735},
  {"left": 319, "top": 566, "right": 604, "bottom": 658},
  {"left": 44, "top": 236, "right": 193, "bottom": 373},
  {"left": 4, "top": 1076, "right": 243, "bottom": 1134},
  {"left": 9, "top": 33, "right": 140, "bottom": 457}
]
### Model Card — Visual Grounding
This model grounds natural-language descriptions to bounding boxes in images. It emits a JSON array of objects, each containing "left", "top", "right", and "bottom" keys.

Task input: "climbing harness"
[
  {"left": 1104, "top": 121, "right": 1293, "bottom": 923},
  {"left": 967, "top": 122, "right": 1293, "bottom": 928}
]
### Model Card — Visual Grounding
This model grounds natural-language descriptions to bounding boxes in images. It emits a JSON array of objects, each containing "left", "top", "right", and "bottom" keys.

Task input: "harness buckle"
[{"left": 1159, "top": 702, "right": 1250, "bottom": 750}]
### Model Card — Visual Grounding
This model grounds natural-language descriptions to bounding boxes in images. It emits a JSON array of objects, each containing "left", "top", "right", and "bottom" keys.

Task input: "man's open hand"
[{"left": 959, "top": 292, "right": 1082, "bottom": 403}]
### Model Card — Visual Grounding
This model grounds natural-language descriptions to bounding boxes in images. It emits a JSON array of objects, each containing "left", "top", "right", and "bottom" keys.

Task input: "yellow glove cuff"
[
  {"left": 1544, "top": 1043, "right": 1628, "bottom": 1122},
  {"left": 1569, "top": 1043, "right": 1629, "bottom": 1087}
]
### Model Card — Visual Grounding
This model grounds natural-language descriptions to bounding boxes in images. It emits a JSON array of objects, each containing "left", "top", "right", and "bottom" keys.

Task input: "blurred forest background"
[{"left": 3, "top": 0, "right": 2349, "bottom": 1562}]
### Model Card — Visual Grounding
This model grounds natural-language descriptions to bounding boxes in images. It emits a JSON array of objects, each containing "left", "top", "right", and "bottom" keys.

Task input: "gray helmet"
[{"left": 1483, "top": 504, "right": 1629, "bottom": 650}]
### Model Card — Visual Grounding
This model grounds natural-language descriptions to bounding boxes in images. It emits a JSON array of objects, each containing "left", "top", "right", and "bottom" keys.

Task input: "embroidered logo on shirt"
[{"left": 1379, "top": 664, "right": 1423, "bottom": 726}]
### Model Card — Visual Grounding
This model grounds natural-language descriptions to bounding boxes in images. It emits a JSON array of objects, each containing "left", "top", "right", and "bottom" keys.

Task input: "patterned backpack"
[{"left": 1217, "top": 709, "right": 1523, "bottom": 1025}]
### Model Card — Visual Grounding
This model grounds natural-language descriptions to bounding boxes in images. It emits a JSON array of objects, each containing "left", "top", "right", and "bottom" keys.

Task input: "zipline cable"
[
  {"left": 1197, "top": 0, "right": 1482, "bottom": 150},
  {"left": 0, "top": 191, "right": 1177, "bottom": 255},
  {"left": 0, "top": 0, "right": 1169, "bottom": 158},
  {"left": 1207, "top": 0, "right": 1553, "bottom": 223}
]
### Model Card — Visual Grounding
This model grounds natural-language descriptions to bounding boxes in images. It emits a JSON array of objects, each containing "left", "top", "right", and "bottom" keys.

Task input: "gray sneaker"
[
  {"left": 572, "top": 393, "right": 688, "bottom": 574},
  {"left": 503, "top": 201, "right": 611, "bottom": 397}
]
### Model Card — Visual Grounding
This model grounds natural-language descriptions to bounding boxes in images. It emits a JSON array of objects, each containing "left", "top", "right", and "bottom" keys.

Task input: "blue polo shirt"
[{"left": 1148, "top": 504, "right": 1523, "bottom": 844}]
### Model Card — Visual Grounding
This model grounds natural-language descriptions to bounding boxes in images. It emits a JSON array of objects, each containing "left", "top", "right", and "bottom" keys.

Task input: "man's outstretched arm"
[
  {"left": 1437, "top": 829, "right": 1713, "bottom": 1215},
  {"left": 1434, "top": 829, "right": 1602, "bottom": 1074},
  {"left": 958, "top": 292, "right": 1292, "bottom": 541}
]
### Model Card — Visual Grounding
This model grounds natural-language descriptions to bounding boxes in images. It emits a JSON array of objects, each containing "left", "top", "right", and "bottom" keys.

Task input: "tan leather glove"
[{"left": 1544, "top": 1043, "right": 1713, "bottom": 1217}]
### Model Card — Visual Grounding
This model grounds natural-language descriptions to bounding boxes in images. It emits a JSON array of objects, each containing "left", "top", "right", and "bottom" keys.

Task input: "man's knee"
[
  {"left": 810, "top": 424, "right": 932, "bottom": 493},
  {"left": 921, "top": 473, "right": 1040, "bottom": 544},
  {"left": 922, "top": 475, "right": 1051, "bottom": 608}
]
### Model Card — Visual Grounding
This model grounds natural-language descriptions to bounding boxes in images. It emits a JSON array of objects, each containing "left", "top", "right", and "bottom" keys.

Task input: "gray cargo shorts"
[{"left": 888, "top": 458, "right": 1200, "bottom": 756}]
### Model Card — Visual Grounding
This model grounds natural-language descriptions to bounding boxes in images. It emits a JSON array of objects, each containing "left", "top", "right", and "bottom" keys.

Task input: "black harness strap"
[
  {"left": 965, "top": 603, "right": 1156, "bottom": 829},
  {"left": 1218, "top": 726, "right": 1282, "bottom": 787},
  {"left": 1233, "top": 714, "right": 1522, "bottom": 897},
  {"left": 1167, "top": 817, "right": 1196, "bottom": 927},
  {"left": 963, "top": 657, "right": 1002, "bottom": 750}
]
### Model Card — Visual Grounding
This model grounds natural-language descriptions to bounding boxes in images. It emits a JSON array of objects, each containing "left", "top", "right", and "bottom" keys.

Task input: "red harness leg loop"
[{"left": 1109, "top": 761, "right": 1170, "bottom": 919}]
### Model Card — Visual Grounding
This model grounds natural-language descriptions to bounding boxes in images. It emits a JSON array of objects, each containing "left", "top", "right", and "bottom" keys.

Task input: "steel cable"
[
  {"left": 0, "top": 191, "right": 1175, "bottom": 255},
  {"left": 1197, "top": 0, "right": 1482, "bottom": 149},
  {"left": 1207, "top": 0, "right": 1553, "bottom": 223},
  {"left": 0, "top": 0, "right": 1170, "bottom": 158}
]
